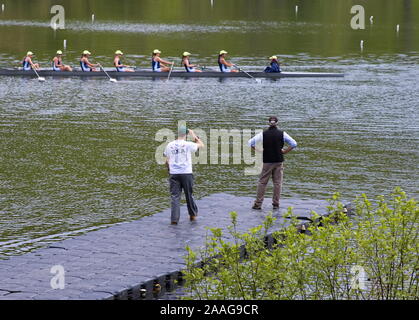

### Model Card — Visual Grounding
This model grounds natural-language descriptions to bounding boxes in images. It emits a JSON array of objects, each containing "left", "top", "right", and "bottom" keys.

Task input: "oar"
[
  {"left": 167, "top": 63, "right": 174, "bottom": 80},
  {"left": 98, "top": 63, "right": 117, "bottom": 83},
  {"left": 32, "top": 68, "right": 45, "bottom": 82},
  {"left": 234, "top": 64, "right": 261, "bottom": 83}
]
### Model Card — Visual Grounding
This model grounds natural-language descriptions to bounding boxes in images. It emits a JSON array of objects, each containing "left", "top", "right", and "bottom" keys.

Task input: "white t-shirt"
[{"left": 164, "top": 139, "right": 198, "bottom": 174}]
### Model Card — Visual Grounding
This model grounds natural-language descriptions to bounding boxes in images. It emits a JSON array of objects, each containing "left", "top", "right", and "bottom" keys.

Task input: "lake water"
[{"left": 0, "top": 0, "right": 418, "bottom": 256}]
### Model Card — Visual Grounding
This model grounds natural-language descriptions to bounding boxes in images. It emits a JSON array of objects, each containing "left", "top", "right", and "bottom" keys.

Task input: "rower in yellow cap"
[
  {"left": 151, "top": 49, "right": 173, "bottom": 72},
  {"left": 52, "top": 50, "right": 72, "bottom": 72},
  {"left": 217, "top": 50, "right": 238, "bottom": 73},
  {"left": 181, "top": 52, "right": 202, "bottom": 73},
  {"left": 80, "top": 50, "right": 99, "bottom": 72},
  {"left": 113, "top": 50, "right": 134, "bottom": 72},
  {"left": 22, "top": 51, "right": 40, "bottom": 71},
  {"left": 264, "top": 55, "right": 281, "bottom": 73}
]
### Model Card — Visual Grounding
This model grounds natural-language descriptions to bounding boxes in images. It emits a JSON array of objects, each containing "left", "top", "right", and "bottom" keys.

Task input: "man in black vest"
[{"left": 248, "top": 116, "right": 297, "bottom": 210}]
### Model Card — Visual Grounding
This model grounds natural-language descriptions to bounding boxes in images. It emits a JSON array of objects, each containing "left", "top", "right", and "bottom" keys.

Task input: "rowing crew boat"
[{"left": 0, "top": 68, "right": 344, "bottom": 79}]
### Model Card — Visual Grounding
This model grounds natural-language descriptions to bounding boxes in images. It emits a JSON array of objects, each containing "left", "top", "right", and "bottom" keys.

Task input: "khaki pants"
[{"left": 254, "top": 162, "right": 284, "bottom": 207}]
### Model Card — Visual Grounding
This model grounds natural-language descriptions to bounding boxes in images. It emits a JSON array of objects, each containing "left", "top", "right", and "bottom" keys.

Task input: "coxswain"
[{"left": 264, "top": 56, "right": 281, "bottom": 73}]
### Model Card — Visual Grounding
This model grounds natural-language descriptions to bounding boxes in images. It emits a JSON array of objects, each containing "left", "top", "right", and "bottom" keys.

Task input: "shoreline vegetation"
[{"left": 183, "top": 188, "right": 418, "bottom": 300}]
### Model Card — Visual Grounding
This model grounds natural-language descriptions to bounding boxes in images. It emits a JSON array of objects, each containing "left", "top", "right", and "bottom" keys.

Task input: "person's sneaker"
[
  {"left": 171, "top": 221, "right": 178, "bottom": 225},
  {"left": 272, "top": 205, "right": 280, "bottom": 210},
  {"left": 252, "top": 204, "right": 262, "bottom": 210},
  {"left": 190, "top": 215, "right": 197, "bottom": 221}
]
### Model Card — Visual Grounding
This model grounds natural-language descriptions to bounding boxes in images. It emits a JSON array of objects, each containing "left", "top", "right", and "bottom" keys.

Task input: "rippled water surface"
[{"left": 0, "top": 0, "right": 418, "bottom": 256}]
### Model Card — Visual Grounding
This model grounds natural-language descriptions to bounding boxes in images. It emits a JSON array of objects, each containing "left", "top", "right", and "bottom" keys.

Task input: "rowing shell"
[{"left": 0, "top": 69, "right": 344, "bottom": 79}]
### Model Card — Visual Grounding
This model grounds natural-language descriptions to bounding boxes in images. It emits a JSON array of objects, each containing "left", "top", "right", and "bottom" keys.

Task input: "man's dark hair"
[{"left": 268, "top": 116, "right": 278, "bottom": 127}]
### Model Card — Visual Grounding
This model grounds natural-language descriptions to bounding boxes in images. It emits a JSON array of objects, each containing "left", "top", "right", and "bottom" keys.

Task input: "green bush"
[{"left": 183, "top": 188, "right": 418, "bottom": 300}]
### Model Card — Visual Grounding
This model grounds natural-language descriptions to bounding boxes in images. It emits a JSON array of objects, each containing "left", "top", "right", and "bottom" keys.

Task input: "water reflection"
[{"left": 0, "top": 0, "right": 418, "bottom": 256}]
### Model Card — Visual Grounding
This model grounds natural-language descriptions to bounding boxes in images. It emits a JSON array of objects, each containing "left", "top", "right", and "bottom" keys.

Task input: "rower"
[
  {"left": 151, "top": 49, "right": 173, "bottom": 72},
  {"left": 114, "top": 50, "right": 134, "bottom": 72},
  {"left": 264, "top": 56, "right": 281, "bottom": 73},
  {"left": 218, "top": 50, "right": 238, "bottom": 73},
  {"left": 22, "top": 51, "right": 40, "bottom": 71},
  {"left": 52, "top": 50, "right": 72, "bottom": 72},
  {"left": 181, "top": 52, "right": 202, "bottom": 73},
  {"left": 80, "top": 50, "right": 99, "bottom": 72}
]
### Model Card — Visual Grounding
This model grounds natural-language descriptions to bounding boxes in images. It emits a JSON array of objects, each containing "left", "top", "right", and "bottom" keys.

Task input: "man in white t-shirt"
[{"left": 164, "top": 126, "right": 204, "bottom": 225}]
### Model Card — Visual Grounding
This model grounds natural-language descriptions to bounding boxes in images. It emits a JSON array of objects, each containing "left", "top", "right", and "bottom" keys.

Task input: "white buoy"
[
  {"left": 295, "top": 5, "right": 298, "bottom": 17},
  {"left": 1, "top": 4, "right": 4, "bottom": 12},
  {"left": 369, "top": 16, "right": 373, "bottom": 24},
  {"left": 396, "top": 24, "right": 400, "bottom": 34},
  {"left": 360, "top": 40, "right": 364, "bottom": 52},
  {"left": 210, "top": 0, "right": 213, "bottom": 7},
  {"left": 92, "top": 14, "right": 95, "bottom": 23},
  {"left": 63, "top": 39, "right": 67, "bottom": 49}
]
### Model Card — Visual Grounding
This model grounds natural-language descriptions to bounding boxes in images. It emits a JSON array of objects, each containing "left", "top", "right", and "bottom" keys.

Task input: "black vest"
[{"left": 263, "top": 127, "right": 284, "bottom": 163}]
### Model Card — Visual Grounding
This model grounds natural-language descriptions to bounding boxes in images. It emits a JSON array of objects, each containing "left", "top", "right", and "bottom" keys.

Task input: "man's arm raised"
[{"left": 188, "top": 129, "right": 204, "bottom": 149}]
